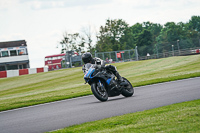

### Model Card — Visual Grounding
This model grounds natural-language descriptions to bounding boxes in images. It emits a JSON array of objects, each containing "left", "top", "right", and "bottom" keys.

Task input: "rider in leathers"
[{"left": 82, "top": 52, "right": 127, "bottom": 85}]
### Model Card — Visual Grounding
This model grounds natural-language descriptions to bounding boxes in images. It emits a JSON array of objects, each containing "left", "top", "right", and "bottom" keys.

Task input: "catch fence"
[
  {"left": 94, "top": 38, "right": 200, "bottom": 62},
  {"left": 94, "top": 49, "right": 138, "bottom": 63}
]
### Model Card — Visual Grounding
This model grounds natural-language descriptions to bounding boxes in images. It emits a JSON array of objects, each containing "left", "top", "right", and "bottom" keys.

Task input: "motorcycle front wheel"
[
  {"left": 91, "top": 81, "right": 108, "bottom": 102},
  {"left": 121, "top": 77, "right": 134, "bottom": 97}
]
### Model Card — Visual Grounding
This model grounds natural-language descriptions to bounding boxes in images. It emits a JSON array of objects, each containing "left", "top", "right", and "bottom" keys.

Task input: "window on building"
[
  {"left": 10, "top": 50, "right": 17, "bottom": 56},
  {"left": 52, "top": 57, "right": 58, "bottom": 60},
  {"left": 45, "top": 57, "right": 52, "bottom": 61},
  {"left": 18, "top": 49, "right": 26, "bottom": 55},
  {"left": 0, "top": 66, "right": 6, "bottom": 71},
  {"left": 2, "top": 51, "right": 9, "bottom": 57},
  {"left": 19, "top": 64, "right": 23, "bottom": 69},
  {"left": 7, "top": 65, "right": 18, "bottom": 70},
  {"left": 23, "top": 64, "right": 27, "bottom": 69}
]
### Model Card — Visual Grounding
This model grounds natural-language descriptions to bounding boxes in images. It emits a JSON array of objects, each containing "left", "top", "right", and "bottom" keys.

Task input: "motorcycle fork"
[{"left": 97, "top": 80, "right": 106, "bottom": 91}]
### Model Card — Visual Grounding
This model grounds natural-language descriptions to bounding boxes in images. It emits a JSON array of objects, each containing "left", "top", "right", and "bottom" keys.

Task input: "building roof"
[{"left": 0, "top": 40, "right": 27, "bottom": 48}]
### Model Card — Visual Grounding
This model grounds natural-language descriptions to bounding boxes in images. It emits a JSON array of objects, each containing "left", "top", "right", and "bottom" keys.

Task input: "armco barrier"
[{"left": 0, "top": 67, "right": 48, "bottom": 78}]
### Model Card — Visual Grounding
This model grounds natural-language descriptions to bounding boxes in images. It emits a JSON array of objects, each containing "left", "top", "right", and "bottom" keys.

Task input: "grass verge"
[
  {"left": 48, "top": 99, "right": 200, "bottom": 133},
  {"left": 0, "top": 54, "right": 200, "bottom": 112}
]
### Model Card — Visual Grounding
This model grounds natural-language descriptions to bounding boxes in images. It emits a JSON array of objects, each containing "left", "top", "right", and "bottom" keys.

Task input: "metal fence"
[
  {"left": 94, "top": 49, "right": 137, "bottom": 63},
  {"left": 61, "top": 38, "right": 200, "bottom": 68},
  {"left": 138, "top": 47, "right": 200, "bottom": 60},
  {"left": 94, "top": 38, "right": 200, "bottom": 62},
  {"left": 136, "top": 38, "right": 200, "bottom": 57}
]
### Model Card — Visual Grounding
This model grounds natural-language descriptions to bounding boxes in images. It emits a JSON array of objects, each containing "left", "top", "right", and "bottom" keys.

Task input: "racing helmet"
[{"left": 82, "top": 52, "right": 93, "bottom": 64}]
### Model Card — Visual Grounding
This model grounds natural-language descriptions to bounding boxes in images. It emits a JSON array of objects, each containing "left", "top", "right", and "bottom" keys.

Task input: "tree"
[
  {"left": 136, "top": 29, "right": 153, "bottom": 56},
  {"left": 59, "top": 32, "right": 85, "bottom": 53},
  {"left": 58, "top": 16, "right": 200, "bottom": 57},
  {"left": 184, "top": 16, "right": 200, "bottom": 39},
  {"left": 156, "top": 22, "right": 185, "bottom": 43},
  {"left": 188, "top": 16, "right": 200, "bottom": 32},
  {"left": 120, "top": 23, "right": 143, "bottom": 50},
  {"left": 121, "top": 22, "right": 162, "bottom": 50},
  {"left": 143, "top": 22, "right": 163, "bottom": 44},
  {"left": 96, "top": 19, "right": 129, "bottom": 52},
  {"left": 81, "top": 24, "right": 96, "bottom": 53}
]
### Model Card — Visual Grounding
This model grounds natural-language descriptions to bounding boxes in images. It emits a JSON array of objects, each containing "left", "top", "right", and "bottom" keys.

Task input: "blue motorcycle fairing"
[
  {"left": 84, "top": 67, "right": 95, "bottom": 79},
  {"left": 106, "top": 78, "right": 112, "bottom": 85},
  {"left": 83, "top": 63, "right": 114, "bottom": 87}
]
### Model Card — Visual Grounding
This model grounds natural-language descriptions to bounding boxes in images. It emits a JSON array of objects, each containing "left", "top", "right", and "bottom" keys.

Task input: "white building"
[{"left": 0, "top": 40, "right": 30, "bottom": 71}]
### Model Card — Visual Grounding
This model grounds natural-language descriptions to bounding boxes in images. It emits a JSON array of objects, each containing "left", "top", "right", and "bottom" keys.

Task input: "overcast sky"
[{"left": 0, "top": 0, "right": 199, "bottom": 68}]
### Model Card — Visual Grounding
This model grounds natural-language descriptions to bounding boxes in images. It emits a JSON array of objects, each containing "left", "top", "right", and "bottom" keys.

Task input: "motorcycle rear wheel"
[
  {"left": 91, "top": 81, "right": 108, "bottom": 102},
  {"left": 121, "top": 77, "right": 134, "bottom": 97}
]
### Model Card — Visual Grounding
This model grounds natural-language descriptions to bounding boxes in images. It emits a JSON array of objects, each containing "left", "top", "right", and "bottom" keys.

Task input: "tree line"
[{"left": 59, "top": 16, "right": 200, "bottom": 56}]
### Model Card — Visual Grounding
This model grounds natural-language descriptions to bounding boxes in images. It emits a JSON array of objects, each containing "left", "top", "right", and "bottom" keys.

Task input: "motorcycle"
[{"left": 83, "top": 63, "right": 134, "bottom": 102}]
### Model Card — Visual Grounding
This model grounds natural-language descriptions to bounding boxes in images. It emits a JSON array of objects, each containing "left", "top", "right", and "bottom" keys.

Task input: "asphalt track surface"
[{"left": 0, "top": 77, "right": 200, "bottom": 133}]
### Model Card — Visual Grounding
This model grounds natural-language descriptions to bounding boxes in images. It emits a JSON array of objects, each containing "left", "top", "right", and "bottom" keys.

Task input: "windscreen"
[
  {"left": 85, "top": 63, "right": 92, "bottom": 70},
  {"left": 84, "top": 63, "right": 95, "bottom": 74}
]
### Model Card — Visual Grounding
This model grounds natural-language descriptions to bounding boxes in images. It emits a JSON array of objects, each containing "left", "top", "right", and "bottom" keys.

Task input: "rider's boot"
[{"left": 115, "top": 72, "right": 128, "bottom": 86}]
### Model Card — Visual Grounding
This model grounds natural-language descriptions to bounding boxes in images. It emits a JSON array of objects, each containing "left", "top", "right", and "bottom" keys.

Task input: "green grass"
[
  {"left": 0, "top": 54, "right": 200, "bottom": 112},
  {"left": 48, "top": 99, "right": 200, "bottom": 133}
]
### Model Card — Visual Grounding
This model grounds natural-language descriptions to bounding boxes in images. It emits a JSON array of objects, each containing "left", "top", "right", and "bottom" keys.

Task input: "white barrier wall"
[
  {"left": 44, "top": 67, "right": 48, "bottom": 72},
  {"left": 7, "top": 70, "right": 19, "bottom": 77},
  {"left": 0, "top": 67, "right": 48, "bottom": 78},
  {"left": 28, "top": 68, "right": 37, "bottom": 74}
]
